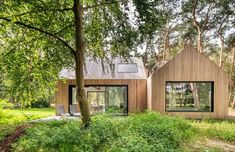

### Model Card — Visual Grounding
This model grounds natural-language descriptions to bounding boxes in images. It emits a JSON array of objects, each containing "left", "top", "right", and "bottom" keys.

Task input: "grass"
[
  {"left": 0, "top": 107, "right": 55, "bottom": 141},
  {"left": 191, "top": 119, "right": 235, "bottom": 144},
  {"left": 7, "top": 108, "right": 55, "bottom": 119}
]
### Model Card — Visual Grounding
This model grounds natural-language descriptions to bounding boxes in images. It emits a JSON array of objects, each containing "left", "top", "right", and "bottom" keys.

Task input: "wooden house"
[
  {"left": 55, "top": 46, "right": 229, "bottom": 118},
  {"left": 147, "top": 46, "right": 229, "bottom": 118},
  {"left": 55, "top": 57, "right": 147, "bottom": 115}
]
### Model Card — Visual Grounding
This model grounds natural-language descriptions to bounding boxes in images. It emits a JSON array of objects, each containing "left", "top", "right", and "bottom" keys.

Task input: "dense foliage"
[{"left": 13, "top": 112, "right": 196, "bottom": 152}]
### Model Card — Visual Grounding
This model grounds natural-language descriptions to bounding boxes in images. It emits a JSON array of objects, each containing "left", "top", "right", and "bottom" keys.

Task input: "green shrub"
[
  {"left": 31, "top": 98, "right": 50, "bottom": 108},
  {"left": 13, "top": 112, "right": 196, "bottom": 152},
  {"left": 0, "top": 99, "right": 13, "bottom": 108}
]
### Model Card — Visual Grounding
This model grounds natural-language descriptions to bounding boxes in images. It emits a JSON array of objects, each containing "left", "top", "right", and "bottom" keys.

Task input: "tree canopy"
[{"left": 0, "top": 0, "right": 234, "bottom": 124}]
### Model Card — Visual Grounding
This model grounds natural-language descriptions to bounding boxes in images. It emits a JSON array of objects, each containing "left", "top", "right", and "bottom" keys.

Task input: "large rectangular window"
[
  {"left": 69, "top": 85, "right": 128, "bottom": 115},
  {"left": 165, "top": 82, "right": 214, "bottom": 112}
]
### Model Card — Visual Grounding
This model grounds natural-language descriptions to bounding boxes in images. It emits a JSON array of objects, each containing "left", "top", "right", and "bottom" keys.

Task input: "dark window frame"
[
  {"left": 165, "top": 81, "right": 214, "bottom": 113},
  {"left": 68, "top": 85, "right": 129, "bottom": 115}
]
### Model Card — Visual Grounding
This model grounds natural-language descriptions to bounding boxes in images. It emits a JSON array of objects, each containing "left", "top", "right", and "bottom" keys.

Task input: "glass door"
[{"left": 87, "top": 91, "right": 106, "bottom": 114}]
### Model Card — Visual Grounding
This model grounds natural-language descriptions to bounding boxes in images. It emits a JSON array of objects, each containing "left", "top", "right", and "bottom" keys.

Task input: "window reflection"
[
  {"left": 166, "top": 82, "right": 213, "bottom": 112},
  {"left": 71, "top": 86, "right": 128, "bottom": 115}
]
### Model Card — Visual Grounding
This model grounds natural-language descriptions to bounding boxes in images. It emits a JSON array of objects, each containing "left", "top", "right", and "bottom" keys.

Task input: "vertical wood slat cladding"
[
  {"left": 55, "top": 79, "right": 147, "bottom": 113},
  {"left": 147, "top": 76, "right": 152, "bottom": 110},
  {"left": 149, "top": 46, "right": 229, "bottom": 118}
]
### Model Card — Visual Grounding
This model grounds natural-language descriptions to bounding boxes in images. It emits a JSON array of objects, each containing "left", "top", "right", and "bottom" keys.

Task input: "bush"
[
  {"left": 13, "top": 112, "right": 196, "bottom": 152},
  {"left": 0, "top": 99, "right": 13, "bottom": 108},
  {"left": 31, "top": 98, "right": 50, "bottom": 108}
]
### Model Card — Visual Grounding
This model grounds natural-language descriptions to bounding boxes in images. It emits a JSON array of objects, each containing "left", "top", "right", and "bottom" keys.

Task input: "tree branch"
[
  {"left": 201, "top": 4, "right": 212, "bottom": 32},
  {"left": 6, "top": 8, "right": 73, "bottom": 18},
  {"left": 0, "top": 17, "right": 76, "bottom": 56},
  {"left": 55, "top": 24, "right": 75, "bottom": 34},
  {"left": 217, "top": 14, "right": 230, "bottom": 34},
  {"left": 83, "top": 1, "right": 122, "bottom": 10},
  {"left": 192, "top": 0, "right": 200, "bottom": 30}
]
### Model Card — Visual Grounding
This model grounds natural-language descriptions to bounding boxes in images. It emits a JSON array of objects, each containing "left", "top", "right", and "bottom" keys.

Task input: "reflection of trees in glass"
[
  {"left": 87, "top": 92, "right": 105, "bottom": 106},
  {"left": 196, "top": 83, "right": 211, "bottom": 109},
  {"left": 105, "top": 87, "right": 127, "bottom": 113},
  {"left": 72, "top": 86, "right": 127, "bottom": 114},
  {"left": 87, "top": 91, "right": 106, "bottom": 113},
  {"left": 72, "top": 88, "right": 77, "bottom": 104},
  {"left": 169, "top": 84, "right": 176, "bottom": 109},
  {"left": 166, "top": 82, "right": 212, "bottom": 111},
  {"left": 190, "top": 83, "right": 200, "bottom": 109}
]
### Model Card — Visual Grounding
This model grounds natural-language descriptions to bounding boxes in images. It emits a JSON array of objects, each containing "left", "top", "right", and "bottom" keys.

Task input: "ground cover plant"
[
  {"left": 13, "top": 112, "right": 196, "bottom": 152},
  {"left": 0, "top": 107, "right": 54, "bottom": 142},
  {"left": 192, "top": 119, "right": 235, "bottom": 144}
]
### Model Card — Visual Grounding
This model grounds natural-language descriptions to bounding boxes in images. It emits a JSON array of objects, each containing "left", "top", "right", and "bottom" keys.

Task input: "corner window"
[{"left": 165, "top": 82, "right": 214, "bottom": 112}]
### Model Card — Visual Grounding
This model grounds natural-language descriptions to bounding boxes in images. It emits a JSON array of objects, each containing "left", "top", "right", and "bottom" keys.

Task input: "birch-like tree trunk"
[
  {"left": 169, "top": 84, "right": 176, "bottom": 109},
  {"left": 190, "top": 83, "right": 200, "bottom": 109}
]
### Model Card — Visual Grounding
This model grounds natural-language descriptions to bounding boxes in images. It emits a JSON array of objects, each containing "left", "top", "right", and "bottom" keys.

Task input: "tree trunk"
[
  {"left": 74, "top": 0, "right": 91, "bottom": 126},
  {"left": 218, "top": 34, "right": 224, "bottom": 67},
  {"left": 190, "top": 83, "right": 200, "bottom": 109},
  {"left": 163, "top": 29, "right": 170, "bottom": 60},
  {"left": 197, "top": 31, "right": 203, "bottom": 52},
  {"left": 229, "top": 48, "right": 235, "bottom": 108},
  {"left": 169, "top": 84, "right": 176, "bottom": 109},
  {"left": 232, "top": 96, "right": 235, "bottom": 109}
]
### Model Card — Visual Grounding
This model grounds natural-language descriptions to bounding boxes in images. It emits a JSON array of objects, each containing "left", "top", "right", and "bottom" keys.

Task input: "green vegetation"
[
  {"left": 13, "top": 112, "right": 196, "bottom": 152},
  {"left": 0, "top": 108, "right": 54, "bottom": 125},
  {"left": 1, "top": 110, "right": 235, "bottom": 151},
  {"left": 0, "top": 107, "right": 54, "bottom": 141},
  {"left": 192, "top": 119, "right": 235, "bottom": 144}
]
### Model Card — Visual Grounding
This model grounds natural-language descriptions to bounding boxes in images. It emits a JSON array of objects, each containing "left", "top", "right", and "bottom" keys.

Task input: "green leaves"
[{"left": 13, "top": 112, "right": 196, "bottom": 151}]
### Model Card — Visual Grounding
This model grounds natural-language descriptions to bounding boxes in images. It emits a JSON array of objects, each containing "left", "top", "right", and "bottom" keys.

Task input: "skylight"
[{"left": 117, "top": 63, "right": 138, "bottom": 73}]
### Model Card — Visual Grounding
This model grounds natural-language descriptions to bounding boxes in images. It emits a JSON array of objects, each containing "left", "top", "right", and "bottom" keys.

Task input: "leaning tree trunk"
[{"left": 74, "top": 0, "right": 91, "bottom": 126}]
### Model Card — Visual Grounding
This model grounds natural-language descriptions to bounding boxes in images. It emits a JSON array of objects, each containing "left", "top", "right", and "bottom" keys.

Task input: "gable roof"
[
  {"left": 154, "top": 46, "right": 229, "bottom": 78},
  {"left": 59, "top": 57, "right": 147, "bottom": 79}
]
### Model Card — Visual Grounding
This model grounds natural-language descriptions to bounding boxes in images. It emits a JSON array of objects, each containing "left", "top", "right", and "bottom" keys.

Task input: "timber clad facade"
[
  {"left": 56, "top": 79, "right": 147, "bottom": 113},
  {"left": 55, "top": 46, "right": 229, "bottom": 118}
]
